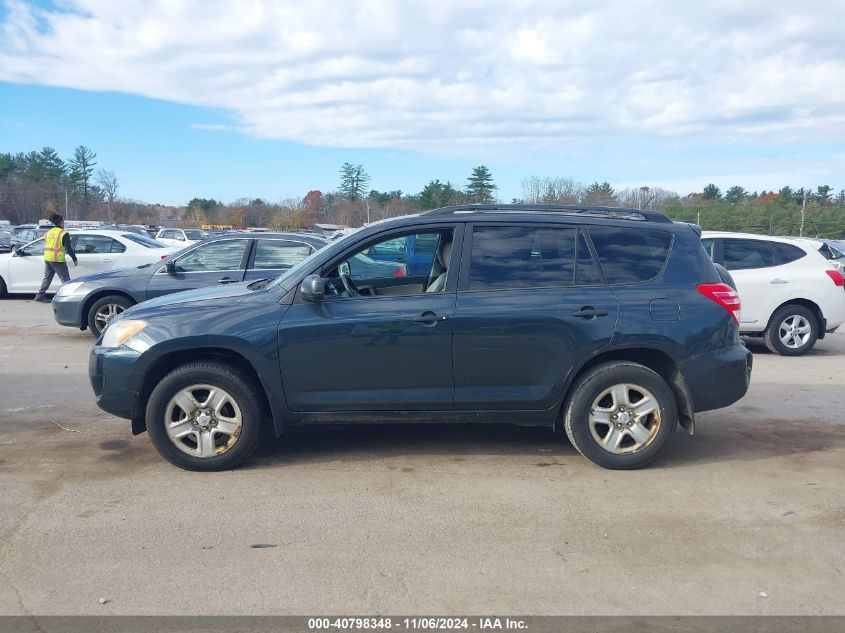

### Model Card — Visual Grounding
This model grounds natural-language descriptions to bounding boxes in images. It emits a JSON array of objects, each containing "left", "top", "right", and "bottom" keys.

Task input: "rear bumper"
[
  {"left": 680, "top": 344, "right": 753, "bottom": 413},
  {"left": 52, "top": 294, "right": 85, "bottom": 328}
]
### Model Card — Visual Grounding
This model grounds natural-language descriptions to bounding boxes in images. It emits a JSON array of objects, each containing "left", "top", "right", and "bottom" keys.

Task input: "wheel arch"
[
  {"left": 80, "top": 289, "right": 138, "bottom": 328},
  {"left": 766, "top": 298, "right": 824, "bottom": 338},
  {"left": 132, "top": 347, "right": 279, "bottom": 437},
  {"left": 557, "top": 347, "right": 695, "bottom": 435}
]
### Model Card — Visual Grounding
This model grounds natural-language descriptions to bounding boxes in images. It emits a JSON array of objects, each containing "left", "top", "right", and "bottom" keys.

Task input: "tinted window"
[
  {"left": 700, "top": 238, "right": 715, "bottom": 259},
  {"left": 469, "top": 226, "right": 577, "bottom": 290},
  {"left": 122, "top": 233, "right": 164, "bottom": 248},
  {"left": 184, "top": 230, "right": 210, "bottom": 240},
  {"left": 575, "top": 231, "right": 602, "bottom": 285},
  {"left": 253, "top": 240, "right": 312, "bottom": 269},
  {"left": 175, "top": 240, "right": 247, "bottom": 272},
  {"left": 774, "top": 243, "right": 806, "bottom": 264},
  {"left": 723, "top": 239, "right": 776, "bottom": 270},
  {"left": 73, "top": 235, "right": 126, "bottom": 254},
  {"left": 588, "top": 227, "right": 673, "bottom": 283},
  {"left": 368, "top": 237, "right": 406, "bottom": 256}
]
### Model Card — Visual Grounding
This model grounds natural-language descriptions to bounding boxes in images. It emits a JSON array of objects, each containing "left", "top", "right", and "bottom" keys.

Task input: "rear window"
[
  {"left": 774, "top": 243, "right": 806, "bottom": 264},
  {"left": 723, "top": 239, "right": 776, "bottom": 270},
  {"left": 253, "top": 240, "right": 312, "bottom": 269},
  {"left": 588, "top": 227, "right": 673, "bottom": 284},
  {"left": 122, "top": 233, "right": 165, "bottom": 248}
]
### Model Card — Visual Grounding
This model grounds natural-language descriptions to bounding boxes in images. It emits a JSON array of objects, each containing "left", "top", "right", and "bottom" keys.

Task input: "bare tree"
[
  {"left": 521, "top": 176, "right": 584, "bottom": 204},
  {"left": 96, "top": 169, "right": 119, "bottom": 222}
]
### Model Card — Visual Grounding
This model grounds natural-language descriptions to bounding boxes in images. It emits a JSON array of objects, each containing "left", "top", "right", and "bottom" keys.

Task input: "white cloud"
[{"left": 1, "top": 0, "right": 844, "bottom": 151}]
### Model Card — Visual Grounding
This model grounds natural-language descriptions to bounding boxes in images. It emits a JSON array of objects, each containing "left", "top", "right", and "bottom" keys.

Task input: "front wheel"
[
  {"left": 764, "top": 305, "right": 818, "bottom": 356},
  {"left": 87, "top": 294, "right": 134, "bottom": 337},
  {"left": 563, "top": 361, "right": 677, "bottom": 469},
  {"left": 146, "top": 362, "right": 265, "bottom": 471}
]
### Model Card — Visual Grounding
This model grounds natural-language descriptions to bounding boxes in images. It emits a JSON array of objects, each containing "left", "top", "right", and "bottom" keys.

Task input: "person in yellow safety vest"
[{"left": 33, "top": 213, "right": 78, "bottom": 303}]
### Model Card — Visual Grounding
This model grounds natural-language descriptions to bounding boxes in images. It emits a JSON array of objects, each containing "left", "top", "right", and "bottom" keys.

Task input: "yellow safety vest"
[{"left": 44, "top": 227, "right": 67, "bottom": 263}]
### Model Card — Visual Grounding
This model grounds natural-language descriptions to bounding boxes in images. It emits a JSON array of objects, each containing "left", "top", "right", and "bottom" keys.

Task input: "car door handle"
[
  {"left": 770, "top": 278, "right": 790, "bottom": 284},
  {"left": 218, "top": 277, "right": 236, "bottom": 284},
  {"left": 101, "top": 258, "right": 114, "bottom": 263},
  {"left": 411, "top": 312, "right": 449, "bottom": 325},
  {"left": 572, "top": 307, "right": 609, "bottom": 319}
]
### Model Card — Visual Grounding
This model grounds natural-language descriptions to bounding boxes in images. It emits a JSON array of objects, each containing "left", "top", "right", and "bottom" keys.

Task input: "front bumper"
[
  {"left": 52, "top": 294, "right": 86, "bottom": 328},
  {"left": 680, "top": 344, "right": 753, "bottom": 413},
  {"left": 89, "top": 345, "right": 143, "bottom": 421}
]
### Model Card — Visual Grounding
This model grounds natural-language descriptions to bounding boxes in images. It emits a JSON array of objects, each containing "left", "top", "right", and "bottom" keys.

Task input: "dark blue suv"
[{"left": 89, "top": 205, "right": 752, "bottom": 471}]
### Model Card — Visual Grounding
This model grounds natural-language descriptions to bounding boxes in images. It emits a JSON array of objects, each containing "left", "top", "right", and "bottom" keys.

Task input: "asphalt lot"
[{"left": 0, "top": 297, "right": 843, "bottom": 616}]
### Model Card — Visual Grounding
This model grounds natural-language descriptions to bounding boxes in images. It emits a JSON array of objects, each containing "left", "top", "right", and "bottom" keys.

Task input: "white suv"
[
  {"left": 154, "top": 228, "right": 210, "bottom": 248},
  {"left": 702, "top": 232, "right": 845, "bottom": 355}
]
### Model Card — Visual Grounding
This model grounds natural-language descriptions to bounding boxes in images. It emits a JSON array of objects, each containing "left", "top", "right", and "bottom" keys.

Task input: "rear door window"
[
  {"left": 468, "top": 225, "right": 578, "bottom": 290},
  {"left": 72, "top": 235, "right": 126, "bottom": 254},
  {"left": 722, "top": 239, "right": 777, "bottom": 270},
  {"left": 252, "top": 240, "right": 313, "bottom": 269},
  {"left": 587, "top": 227, "right": 673, "bottom": 284},
  {"left": 774, "top": 243, "right": 806, "bottom": 265}
]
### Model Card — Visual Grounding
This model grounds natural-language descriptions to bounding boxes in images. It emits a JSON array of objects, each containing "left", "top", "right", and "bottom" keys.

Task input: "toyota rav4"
[{"left": 90, "top": 205, "right": 752, "bottom": 471}]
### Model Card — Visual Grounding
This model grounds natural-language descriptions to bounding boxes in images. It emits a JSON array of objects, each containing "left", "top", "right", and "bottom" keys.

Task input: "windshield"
[
  {"left": 184, "top": 230, "right": 210, "bottom": 240},
  {"left": 122, "top": 233, "right": 165, "bottom": 248}
]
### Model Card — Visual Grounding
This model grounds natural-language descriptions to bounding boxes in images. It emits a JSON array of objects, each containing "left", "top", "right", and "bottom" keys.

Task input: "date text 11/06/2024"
[{"left": 308, "top": 617, "right": 528, "bottom": 630}]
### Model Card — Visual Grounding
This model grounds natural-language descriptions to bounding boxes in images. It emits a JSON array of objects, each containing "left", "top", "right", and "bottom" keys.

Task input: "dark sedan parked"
[{"left": 52, "top": 232, "right": 328, "bottom": 337}]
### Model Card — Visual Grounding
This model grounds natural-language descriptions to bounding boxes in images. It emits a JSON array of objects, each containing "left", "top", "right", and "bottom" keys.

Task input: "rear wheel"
[
  {"left": 563, "top": 361, "right": 677, "bottom": 469},
  {"left": 763, "top": 305, "right": 818, "bottom": 356},
  {"left": 146, "top": 361, "right": 264, "bottom": 471},
  {"left": 87, "top": 294, "right": 134, "bottom": 337},
  {"left": 0, "top": 276, "right": 6, "bottom": 298}
]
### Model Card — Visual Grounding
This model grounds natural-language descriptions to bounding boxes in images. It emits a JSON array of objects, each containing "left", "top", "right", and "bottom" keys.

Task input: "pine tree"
[
  {"left": 702, "top": 184, "right": 722, "bottom": 200},
  {"left": 339, "top": 163, "right": 370, "bottom": 200},
  {"left": 466, "top": 165, "right": 496, "bottom": 203},
  {"left": 68, "top": 145, "right": 97, "bottom": 206}
]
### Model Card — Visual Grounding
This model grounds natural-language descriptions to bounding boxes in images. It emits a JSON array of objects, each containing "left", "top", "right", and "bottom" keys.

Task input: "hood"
[{"left": 124, "top": 281, "right": 260, "bottom": 315}]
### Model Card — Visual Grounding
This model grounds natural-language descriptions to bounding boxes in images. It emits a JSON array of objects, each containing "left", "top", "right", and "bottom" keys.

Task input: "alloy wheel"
[
  {"left": 778, "top": 315, "right": 812, "bottom": 349},
  {"left": 588, "top": 383, "right": 661, "bottom": 454},
  {"left": 164, "top": 384, "right": 243, "bottom": 458}
]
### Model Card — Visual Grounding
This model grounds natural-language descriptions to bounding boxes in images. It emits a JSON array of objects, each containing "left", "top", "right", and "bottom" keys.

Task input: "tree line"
[{"left": 3, "top": 146, "right": 845, "bottom": 238}]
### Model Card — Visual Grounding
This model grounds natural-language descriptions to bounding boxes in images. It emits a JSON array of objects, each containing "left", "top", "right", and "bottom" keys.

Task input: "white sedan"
[
  {"left": 154, "top": 228, "right": 210, "bottom": 248},
  {"left": 0, "top": 230, "right": 179, "bottom": 296}
]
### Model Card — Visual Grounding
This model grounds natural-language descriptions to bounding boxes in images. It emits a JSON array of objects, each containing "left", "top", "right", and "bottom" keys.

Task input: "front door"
[
  {"left": 453, "top": 224, "right": 618, "bottom": 410},
  {"left": 145, "top": 238, "right": 250, "bottom": 298},
  {"left": 7, "top": 238, "right": 48, "bottom": 293},
  {"left": 278, "top": 226, "right": 460, "bottom": 411}
]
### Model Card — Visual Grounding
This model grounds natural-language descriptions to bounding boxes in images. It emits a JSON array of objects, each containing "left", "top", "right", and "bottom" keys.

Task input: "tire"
[
  {"left": 763, "top": 305, "right": 818, "bottom": 356},
  {"left": 563, "top": 361, "right": 678, "bottom": 470},
  {"left": 146, "top": 361, "right": 265, "bottom": 471},
  {"left": 87, "top": 294, "right": 134, "bottom": 337},
  {"left": 0, "top": 276, "right": 6, "bottom": 298}
]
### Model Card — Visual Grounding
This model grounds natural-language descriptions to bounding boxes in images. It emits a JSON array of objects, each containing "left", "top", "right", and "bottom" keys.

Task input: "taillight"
[
  {"left": 392, "top": 267, "right": 406, "bottom": 277},
  {"left": 160, "top": 255, "right": 169, "bottom": 260},
  {"left": 698, "top": 283, "right": 741, "bottom": 323},
  {"left": 825, "top": 270, "right": 844, "bottom": 287}
]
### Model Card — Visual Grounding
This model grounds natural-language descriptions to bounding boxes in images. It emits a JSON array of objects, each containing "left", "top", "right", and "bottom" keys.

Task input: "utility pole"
[
  {"left": 800, "top": 189, "right": 808, "bottom": 237},
  {"left": 65, "top": 190, "right": 69, "bottom": 220},
  {"left": 366, "top": 200, "right": 371, "bottom": 224}
]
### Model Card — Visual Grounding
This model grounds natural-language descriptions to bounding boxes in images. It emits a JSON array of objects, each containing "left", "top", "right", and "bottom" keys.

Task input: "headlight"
[
  {"left": 56, "top": 282, "right": 86, "bottom": 297},
  {"left": 100, "top": 319, "right": 147, "bottom": 349}
]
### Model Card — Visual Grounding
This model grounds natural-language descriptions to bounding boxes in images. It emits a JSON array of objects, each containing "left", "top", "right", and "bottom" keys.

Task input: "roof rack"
[{"left": 422, "top": 204, "right": 672, "bottom": 224}]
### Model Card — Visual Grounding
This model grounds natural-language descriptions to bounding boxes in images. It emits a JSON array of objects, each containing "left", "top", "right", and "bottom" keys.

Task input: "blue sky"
[{"left": 2, "top": 1, "right": 844, "bottom": 206}]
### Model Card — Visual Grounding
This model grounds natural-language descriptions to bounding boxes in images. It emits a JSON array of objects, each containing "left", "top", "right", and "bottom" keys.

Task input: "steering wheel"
[{"left": 340, "top": 272, "right": 360, "bottom": 297}]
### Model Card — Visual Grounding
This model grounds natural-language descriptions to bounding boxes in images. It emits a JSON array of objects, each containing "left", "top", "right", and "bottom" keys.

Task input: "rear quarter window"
[
  {"left": 587, "top": 227, "right": 673, "bottom": 284},
  {"left": 774, "top": 243, "right": 807, "bottom": 265}
]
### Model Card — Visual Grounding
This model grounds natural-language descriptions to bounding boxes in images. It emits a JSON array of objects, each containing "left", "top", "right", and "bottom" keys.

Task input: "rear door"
[
  {"left": 452, "top": 223, "right": 617, "bottom": 410},
  {"left": 70, "top": 233, "right": 126, "bottom": 277},
  {"left": 717, "top": 237, "right": 791, "bottom": 331},
  {"left": 243, "top": 238, "right": 315, "bottom": 282},
  {"left": 145, "top": 238, "right": 250, "bottom": 298}
]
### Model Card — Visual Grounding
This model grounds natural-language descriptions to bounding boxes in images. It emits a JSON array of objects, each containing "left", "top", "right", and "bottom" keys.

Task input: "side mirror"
[
  {"left": 13, "top": 248, "right": 25, "bottom": 256},
  {"left": 338, "top": 261, "right": 351, "bottom": 276},
  {"left": 299, "top": 274, "right": 326, "bottom": 302},
  {"left": 165, "top": 260, "right": 176, "bottom": 274}
]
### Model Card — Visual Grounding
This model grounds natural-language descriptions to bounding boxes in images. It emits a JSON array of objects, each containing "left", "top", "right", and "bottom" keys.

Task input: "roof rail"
[{"left": 422, "top": 204, "right": 672, "bottom": 224}]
